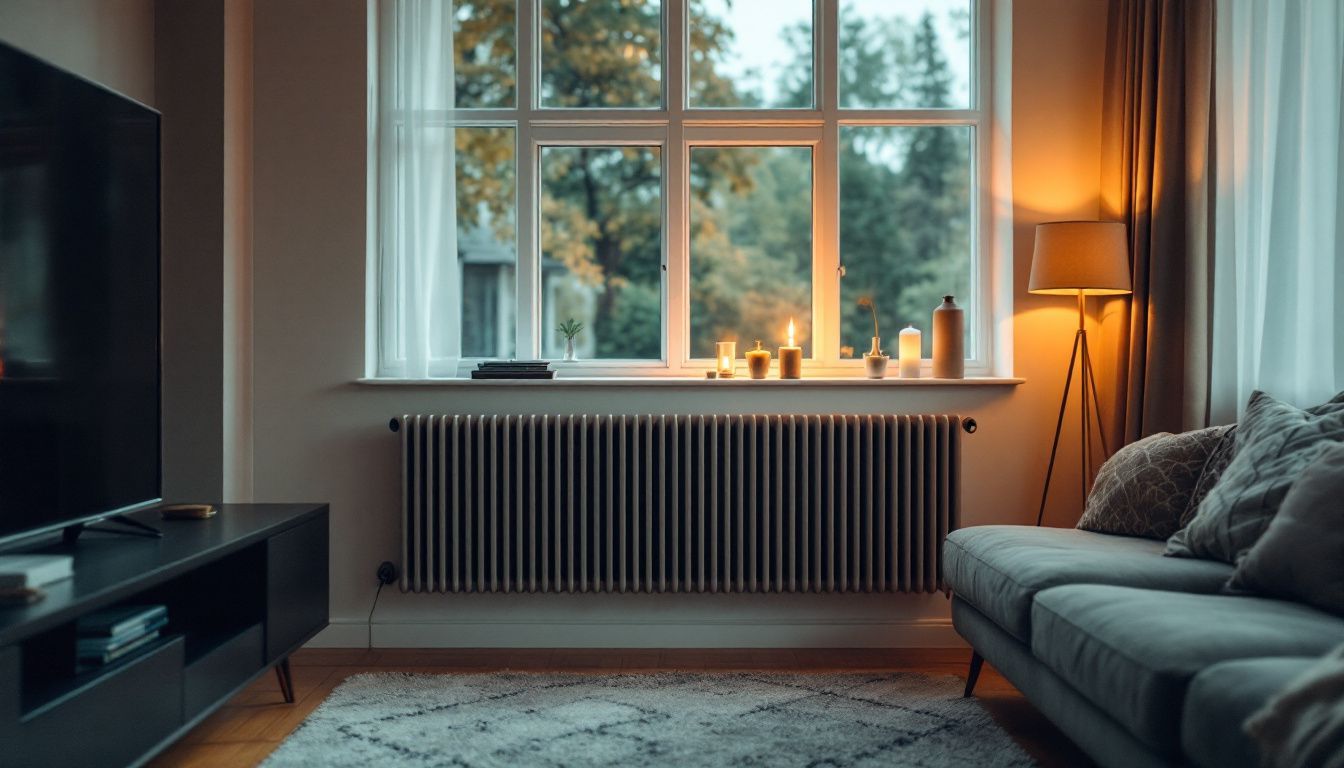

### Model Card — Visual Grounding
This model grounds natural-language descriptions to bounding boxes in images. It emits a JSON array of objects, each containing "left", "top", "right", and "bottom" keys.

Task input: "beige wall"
[
  {"left": 156, "top": 0, "right": 227, "bottom": 502},
  {"left": 0, "top": 0, "right": 156, "bottom": 106},
  {"left": 1, "top": 0, "right": 250, "bottom": 504},
  {"left": 250, "top": 0, "right": 1111, "bottom": 647}
]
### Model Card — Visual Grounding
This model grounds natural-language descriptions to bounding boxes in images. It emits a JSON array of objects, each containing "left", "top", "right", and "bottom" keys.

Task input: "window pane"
[
  {"left": 688, "top": 0, "right": 813, "bottom": 109},
  {"left": 541, "top": 0, "right": 662, "bottom": 108},
  {"left": 457, "top": 127, "right": 517, "bottom": 358},
  {"left": 454, "top": 1, "right": 517, "bottom": 108},
  {"left": 540, "top": 146, "right": 663, "bottom": 359},
  {"left": 690, "top": 146, "right": 812, "bottom": 359},
  {"left": 839, "top": 0, "right": 972, "bottom": 109},
  {"left": 839, "top": 126, "right": 972, "bottom": 358}
]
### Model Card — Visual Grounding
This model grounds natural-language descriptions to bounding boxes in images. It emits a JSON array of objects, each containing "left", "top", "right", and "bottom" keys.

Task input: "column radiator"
[{"left": 391, "top": 413, "right": 969, "bottom": 595}]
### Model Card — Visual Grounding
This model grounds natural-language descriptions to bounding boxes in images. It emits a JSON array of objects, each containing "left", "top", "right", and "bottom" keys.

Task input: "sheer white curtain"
[
  {"left": 377, "top": 0, "right": 458, "bottom": 378},
  {"left": 1209, "top": 0, "right": 1344, "bottom": 420}
]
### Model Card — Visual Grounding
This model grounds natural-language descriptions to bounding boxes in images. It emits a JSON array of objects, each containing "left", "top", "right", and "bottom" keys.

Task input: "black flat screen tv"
[{"left": 0, "top": 42, "right": 161, "bottom": 545}]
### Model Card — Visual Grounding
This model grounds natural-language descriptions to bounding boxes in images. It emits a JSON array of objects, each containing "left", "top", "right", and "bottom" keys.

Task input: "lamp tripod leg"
[
  {"left": 1081, "top": 332, "right": 1112, "bottom": 458},
  {"left": 1036, "top": 330, "right": 1082, "bottom": 527}
]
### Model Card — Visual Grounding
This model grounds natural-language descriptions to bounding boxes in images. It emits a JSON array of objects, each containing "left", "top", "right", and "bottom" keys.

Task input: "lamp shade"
[{"left": 1029, "top": 221, "right": 1132, "bottom": 295}]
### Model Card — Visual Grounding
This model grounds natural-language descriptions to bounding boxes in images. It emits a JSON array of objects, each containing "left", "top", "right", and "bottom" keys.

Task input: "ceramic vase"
[
  {"left": 932, "top": 295, "right": 964, "bottom": 379},
  {"left": 863, "top": 336, "right": 889, "bottom": 379}
]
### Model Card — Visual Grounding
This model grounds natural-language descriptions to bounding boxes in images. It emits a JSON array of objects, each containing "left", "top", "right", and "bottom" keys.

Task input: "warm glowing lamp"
[
  {"left": 1029, "top": 221, "right": 1131, "bottom": 526},
  {"left": 779, "top": 319, "right": 802, "bottom": 379}
]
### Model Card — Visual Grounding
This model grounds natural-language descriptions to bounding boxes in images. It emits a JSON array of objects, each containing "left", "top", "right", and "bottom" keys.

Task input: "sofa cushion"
[
  {"left": 1031, "top": 585, "right": 1344, "bottom": 755},
  {"left": 1230, "top": 441, "right": 1344, "bottom": 616},
  {"left": 942, "top": 526, "right": 1233, "bottom": 642},
  {"left": 1182, "top": 657, "right": 1319, "bottom": 768},
  {"left": 1078, "top": 428, "right": 1227, "bottom": 540},
  {"left": 1168, "top": 390, "right": 1344, "bottom": 564}
]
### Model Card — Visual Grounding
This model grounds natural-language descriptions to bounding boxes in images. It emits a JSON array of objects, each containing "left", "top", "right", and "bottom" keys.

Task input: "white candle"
[{"left": 899, "top": 324, "right": 921, "bottom": 378}]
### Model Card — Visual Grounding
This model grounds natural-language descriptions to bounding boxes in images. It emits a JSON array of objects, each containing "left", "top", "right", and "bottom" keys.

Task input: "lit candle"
[
  {"left": 745, "top": 340, "right": 771, "bottom": 379},
  {"left": 899, "top": 324, "right": 921, "bottom": 378},
  {"left": 779, "top": 319, "right": 803, "bottom": 379},
  {"left": 716, "top": 340, "right": 737, "bottom": 379}
]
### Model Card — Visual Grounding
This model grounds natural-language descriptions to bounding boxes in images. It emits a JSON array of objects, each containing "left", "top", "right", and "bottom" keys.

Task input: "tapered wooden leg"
[
  {"left": 963, "top": 651, "right": 985, "bottom": 698},
  {"left": 275, "top": 657, "right": 295, "bottom": 704}
]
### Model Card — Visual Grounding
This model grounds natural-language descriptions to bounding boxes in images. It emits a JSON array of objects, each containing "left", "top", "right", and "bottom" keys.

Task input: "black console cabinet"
[{"left": 0, "top": 504, "right": 329, "bottom": 768}]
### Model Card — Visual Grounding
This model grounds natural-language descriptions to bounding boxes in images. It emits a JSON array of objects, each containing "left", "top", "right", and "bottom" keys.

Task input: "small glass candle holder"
[{"left": 716, "top": 341, "right": 737, "bottom": 379}]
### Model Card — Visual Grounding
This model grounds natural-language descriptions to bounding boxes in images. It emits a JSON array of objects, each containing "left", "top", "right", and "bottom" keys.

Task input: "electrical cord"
[{"left": 367, "top": 561, "right": 397, "bottom": 647}]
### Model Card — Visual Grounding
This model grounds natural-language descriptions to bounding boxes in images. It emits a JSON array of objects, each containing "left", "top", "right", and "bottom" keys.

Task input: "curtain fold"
[
  {"left": 377, "top": 0, "right": 458, "bottom": 378},
  {"left": 1100, "top": 0, "right": 1216, "bottom": 442},
  {"left": 1208, "top": 0, "right": 1344, "bottom": 422}
]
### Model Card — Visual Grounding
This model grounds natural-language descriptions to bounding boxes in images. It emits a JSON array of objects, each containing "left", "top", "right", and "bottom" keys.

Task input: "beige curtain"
[{"left": 1099, "top": 0, "right": 1216, "bottom": 443}]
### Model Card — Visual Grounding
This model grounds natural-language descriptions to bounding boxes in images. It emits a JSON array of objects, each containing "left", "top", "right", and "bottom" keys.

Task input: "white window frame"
[{"left": 373, "top": 0, "right": 997, "bottom": 378}]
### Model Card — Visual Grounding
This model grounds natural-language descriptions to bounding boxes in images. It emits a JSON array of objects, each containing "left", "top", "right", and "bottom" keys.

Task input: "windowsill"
[{"left": 355, "top": 376, "right": 1024, "bottom": 388}]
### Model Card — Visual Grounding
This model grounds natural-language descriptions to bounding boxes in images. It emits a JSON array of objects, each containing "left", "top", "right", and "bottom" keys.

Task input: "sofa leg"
[{"left": 963, "top": 651, "right": 984, "bottom": 698}]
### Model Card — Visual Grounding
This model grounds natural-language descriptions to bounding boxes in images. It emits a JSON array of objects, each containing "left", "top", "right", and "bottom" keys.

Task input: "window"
[{"left": 375, "top": 0, "right": 989, "bottom": 378}]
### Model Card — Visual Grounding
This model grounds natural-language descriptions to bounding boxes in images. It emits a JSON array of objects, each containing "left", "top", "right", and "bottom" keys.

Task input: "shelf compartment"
[
  {"left": 9, "top": 634, "right": 184, "bottom": 768},
  {"left": 183, "top": 622, "right": 263, "bottom": 719}
]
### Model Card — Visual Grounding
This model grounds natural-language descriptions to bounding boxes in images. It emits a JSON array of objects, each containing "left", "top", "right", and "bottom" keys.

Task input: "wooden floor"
[{"left": 149, "top": 648, "right": 1094, "bottom": 768}]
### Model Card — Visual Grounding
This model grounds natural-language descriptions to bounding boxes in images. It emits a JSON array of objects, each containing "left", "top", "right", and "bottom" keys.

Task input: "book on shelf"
[
  {"left": 76, "top": 616, "right": 169, "bottom": 654},
  {"left": 77, "top": 605, "right": 168, "bottom": 639},
  {"left": 0, "top": 554, "right": 74, "bottom": 589},
  {"left": 477, "top": 360, "right": 551, "bottom": 370},
  {"left": 78, "top": 631, "right": 161, "bottom": 666},
  {"left": 470, "top": 370, "right": 556, "bottom": 379},
  {"left": 472, "top": 361, "right": 554, "bottom": 378}
]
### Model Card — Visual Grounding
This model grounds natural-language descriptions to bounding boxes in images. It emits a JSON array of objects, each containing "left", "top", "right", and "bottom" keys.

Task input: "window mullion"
[
  {"left": 812, "top": 0, "right": 840, "bottom": 362},
  {"left": 666, "top": 0, "right": 688, "bottom": 370},
  {"left": 515, "top": 0, "right": 539, "bottom": 360}
]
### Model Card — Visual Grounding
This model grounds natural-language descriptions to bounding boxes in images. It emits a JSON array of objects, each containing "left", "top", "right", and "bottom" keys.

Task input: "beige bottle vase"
[{"left": 932, "top": 295, "right": 965, "bottom": 379}]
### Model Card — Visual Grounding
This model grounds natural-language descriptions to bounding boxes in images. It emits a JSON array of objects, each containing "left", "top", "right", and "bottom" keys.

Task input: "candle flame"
[
  {"left": 721, "top": 356, "right": 730, "bottom": 370},
  {"left": 787, "top": 318, "right": 795, "bottom": 347}
]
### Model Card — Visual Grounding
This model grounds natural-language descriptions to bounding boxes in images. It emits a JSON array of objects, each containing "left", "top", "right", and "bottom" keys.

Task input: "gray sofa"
[{"left": 945, "top": 525, "right": 1344, "bottom": 768}]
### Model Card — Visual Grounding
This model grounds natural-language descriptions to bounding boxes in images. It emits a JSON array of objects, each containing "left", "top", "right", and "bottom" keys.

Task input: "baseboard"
[
  {"left": 305, "top": 621, "right": 371, "bottom": 648},
  {"left": 368, "top": 618, "right": 963, "bottom": 648}
]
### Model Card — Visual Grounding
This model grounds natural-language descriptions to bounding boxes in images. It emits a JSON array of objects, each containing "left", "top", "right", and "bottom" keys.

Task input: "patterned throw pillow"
[
  {"left": 1181, "top": 425, "right": 1236, "bottom": 528},
  {"left": 1166, "top": 391, "right": 1344, "bottom": 564},
  {"left": 1077, "top": 428, "right": 1228, "bottom": 540}
]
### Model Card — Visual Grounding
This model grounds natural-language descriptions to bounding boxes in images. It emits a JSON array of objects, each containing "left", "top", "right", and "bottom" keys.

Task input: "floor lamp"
[{"left": 1029, "top": 222, "right": 1132, "bottom": 526}]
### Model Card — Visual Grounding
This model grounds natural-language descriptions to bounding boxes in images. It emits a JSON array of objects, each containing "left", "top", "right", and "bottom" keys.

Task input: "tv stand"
[
  {"left": 62, "top": 513, "right": 163, "bottom": 544},
  {"left": 1, "top": 503, "right": 328, "bottom": 767}
]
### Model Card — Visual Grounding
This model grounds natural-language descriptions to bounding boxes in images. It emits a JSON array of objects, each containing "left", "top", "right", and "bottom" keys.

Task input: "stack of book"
[
  {"left": 471, "top": 360, "right": 555, "bottom": 380},
  {"left": 77, "top": 605, "right": 168, "bottom": 666}
]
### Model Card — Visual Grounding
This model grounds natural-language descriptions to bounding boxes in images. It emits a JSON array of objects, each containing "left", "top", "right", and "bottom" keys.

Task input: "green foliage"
[
  {"left": 557, "top": 318, "right": 584, "bottom": 340},
  {"left": 832, "top": 12, "right": 972, "bottom": 356},
  {"left": 450, "top": 1, "right": 972, "bottom": 361},
  {"left": 451, "top": 0, "right": 517, "bottom": 107}
]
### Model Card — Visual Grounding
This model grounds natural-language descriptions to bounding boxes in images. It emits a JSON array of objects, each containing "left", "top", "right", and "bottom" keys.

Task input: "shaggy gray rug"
[{"left": 263, "top": 671, "right": 1037, "bottom": 767}]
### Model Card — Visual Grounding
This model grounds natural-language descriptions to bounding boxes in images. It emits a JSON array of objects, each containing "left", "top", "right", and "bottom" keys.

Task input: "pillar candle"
[
  {"left": 899, "top": 324, "right": 921, "bottom": 378},
  {"left": 745, "top": 340, "right": 771, "bottom": 379},
  {"left": 779, "top": 319, "right": 803, "bottom": 379}
]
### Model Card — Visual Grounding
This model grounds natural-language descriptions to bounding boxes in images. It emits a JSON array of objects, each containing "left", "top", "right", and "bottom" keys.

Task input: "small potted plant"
[
  {"left": 857, "top": 296, "right": 889, "bottom": 379},
  {"left": 557, "top": 318, "right": 584, "bottom": 362}
]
